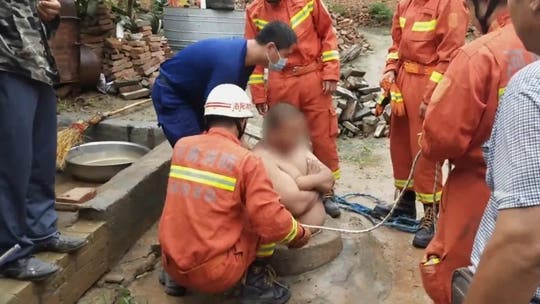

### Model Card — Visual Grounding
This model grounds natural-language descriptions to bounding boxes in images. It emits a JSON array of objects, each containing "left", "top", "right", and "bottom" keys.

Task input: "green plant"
[
  {"left": 323, "top": 0, "right": 347, "bottom": 15},
  {"left": 368, "top": 2, "right": 393, "bottom": 24}
]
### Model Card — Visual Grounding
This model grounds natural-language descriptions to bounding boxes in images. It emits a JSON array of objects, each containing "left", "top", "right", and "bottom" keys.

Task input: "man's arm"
[
  {"left": 244, "top": 7, "right": 267, "bottom": 107},
  {"left": 241, "top": 154, "right": 309, "bottom": 245},
  {"left": 422, "top": 50, "right": 493, "bottom": 161},
  {"left": 295, "top": 152, "right": 334, "bottom": 193},
  {"left": 261, "top": 156, "right": 319, "bottom": 210},
  {"left": 421, "top": 0, "right": 468, "bottom": 105},
  {"left": 312, "top": 0, "right": 339, "bottom": 85},
  {"left": 465, "top": 66, "right": 540, "bottom": 303},
  {"left": 465, "top": 207, "right": 540, "bottom": 304}
]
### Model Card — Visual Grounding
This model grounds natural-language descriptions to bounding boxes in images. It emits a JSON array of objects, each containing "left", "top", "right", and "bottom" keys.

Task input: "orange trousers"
[
  {"left": 420, "top": 159, "right": 490, "bottom": 303},
  {"left": 163, "top": 231, "right": 259, "bottom": 293},
  {"left": 390, "top": 68, "right": 442, "bottom": 202},
  {"left": 267, "top": 70, "right": 340, "bottom": 177}
]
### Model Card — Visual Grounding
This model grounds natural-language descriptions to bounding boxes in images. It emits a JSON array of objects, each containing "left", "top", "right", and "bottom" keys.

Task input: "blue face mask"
[{"left": 268, "top": 49, "right": 287, "bottom": 71}]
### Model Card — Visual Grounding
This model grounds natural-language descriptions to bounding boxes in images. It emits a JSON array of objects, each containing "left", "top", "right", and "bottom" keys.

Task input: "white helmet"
[{"left": 204, "top": 84, "right": 254, "bottom": 118}]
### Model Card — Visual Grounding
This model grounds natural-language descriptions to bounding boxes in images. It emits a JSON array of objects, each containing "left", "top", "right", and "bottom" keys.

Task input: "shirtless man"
[{"left": 254, "top": 103, "right": 334, "bottom": 228}]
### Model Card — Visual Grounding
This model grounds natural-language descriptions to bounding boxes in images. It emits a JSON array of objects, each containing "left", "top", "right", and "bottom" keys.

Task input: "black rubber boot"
[
  {"left": 158, "top": 269, "right": 187, "bottom": 297},
  {"left": 323, "top": 190, "right": 341, "bottom": 218},
  {"left": 239, "top": 260, "right": 291, "bottom": 304},
  {"left": 412, "top": 204, "right": 436, "bottom": 248},
  {"left": 372, "top": 190, "right": 416, "bottom": 220}
]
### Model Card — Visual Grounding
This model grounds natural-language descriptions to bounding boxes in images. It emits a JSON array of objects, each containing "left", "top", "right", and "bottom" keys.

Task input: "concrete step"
[
  {"left": 0, "top": 220, "right": 107, "bottom": 304},
  {"left": 270, "top": 229, "right": 343, "bottom": 276}
]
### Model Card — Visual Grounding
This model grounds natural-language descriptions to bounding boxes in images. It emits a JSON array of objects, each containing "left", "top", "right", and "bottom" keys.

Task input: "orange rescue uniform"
[
  {"left": 245, "top": 0, "right": 340, "bottom": 179},
  {"left": 385, "top": 0, "right": 468, "bottom": 202},
  {"left": 420, "top": 12, "right": 537, "bottom": 304},
  {"left": 159, "top": 128, "right": 301, "bottom": 293}
]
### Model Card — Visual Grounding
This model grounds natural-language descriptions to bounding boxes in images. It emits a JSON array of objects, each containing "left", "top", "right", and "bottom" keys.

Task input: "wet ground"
[{"left": 76, "top": 28, "right": 431, "bottom": 304}]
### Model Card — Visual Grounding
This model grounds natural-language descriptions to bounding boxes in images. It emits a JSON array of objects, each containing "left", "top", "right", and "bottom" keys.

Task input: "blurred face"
[
  {"left": 267, "top": 116, "right": 308, "bottom": 153},
  {"left": 509, "top": 0, "right": 540, "bottom": 54}
]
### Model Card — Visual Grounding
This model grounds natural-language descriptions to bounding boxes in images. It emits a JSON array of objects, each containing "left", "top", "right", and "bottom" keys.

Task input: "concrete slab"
[
  {"left": 80, "top": 141, "right": 172, "bottom": 264},
  {"left": 57, "top": 115, "right": 166, "bottom": 149},
  {"left": 271, "top": 229, "right": 343, "bottom": 276},
  {"left": 0, "top": 220, "right": 106, "bottom": 304}
]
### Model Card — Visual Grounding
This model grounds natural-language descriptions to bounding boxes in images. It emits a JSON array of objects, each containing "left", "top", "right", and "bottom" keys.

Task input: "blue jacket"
[{"left": 154, "top": 38, "right": 255, "bottom": 123}]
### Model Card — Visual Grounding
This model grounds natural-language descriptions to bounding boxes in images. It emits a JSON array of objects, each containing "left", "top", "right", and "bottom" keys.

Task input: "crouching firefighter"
[
  {"left": 419, "top": 0, "right": 537, "bottom": 302},
  {"left": 158, "top": 84, "right": 311, "bottom": 304}
]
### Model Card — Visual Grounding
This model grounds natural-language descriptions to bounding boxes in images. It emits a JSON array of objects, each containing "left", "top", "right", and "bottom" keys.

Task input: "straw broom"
[{"left": 56, "top": 98, "right": 152, "bottom": 170}]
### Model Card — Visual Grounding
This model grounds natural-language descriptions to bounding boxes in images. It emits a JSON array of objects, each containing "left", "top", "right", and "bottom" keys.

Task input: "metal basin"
[{"left": 66, "top": 141, "right": 150, "bottom": 182}]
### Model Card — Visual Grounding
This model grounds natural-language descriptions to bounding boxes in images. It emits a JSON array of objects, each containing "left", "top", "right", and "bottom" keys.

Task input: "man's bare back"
[{"left": 253, "top": 142, "right": 331, "bottom": 228}]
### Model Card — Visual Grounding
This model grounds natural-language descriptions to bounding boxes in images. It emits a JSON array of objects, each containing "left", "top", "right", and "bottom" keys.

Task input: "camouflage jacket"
[{"left": 0, "top": 0, "right": 59, "bottom": 85}]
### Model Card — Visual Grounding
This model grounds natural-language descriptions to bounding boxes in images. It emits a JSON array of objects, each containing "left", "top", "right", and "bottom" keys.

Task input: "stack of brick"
[
  {"left": 330, "top": 12, "right": 372, "bottom": 63},
  {"left": 333, "top": 67, "right": 389, "bottom": 138},
  {"left": 80, "top": 4, "right": 116, "bottom": 59},
  {"left": 102, "top": 38, "right": 139, "bottom": 83}
]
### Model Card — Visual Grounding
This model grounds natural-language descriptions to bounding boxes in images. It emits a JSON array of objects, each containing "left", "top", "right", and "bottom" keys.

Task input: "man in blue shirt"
[{"left": 152, "top": 21, "right": 297, "bottom": 146}]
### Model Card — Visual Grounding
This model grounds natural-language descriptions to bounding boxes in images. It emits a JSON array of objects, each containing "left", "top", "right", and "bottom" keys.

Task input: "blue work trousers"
[
  {"left": 152, "top": 79, "right": 203, "bottom": 147},
  {"left": 0, "top": 72, "right": 58, "bottom": 264}
]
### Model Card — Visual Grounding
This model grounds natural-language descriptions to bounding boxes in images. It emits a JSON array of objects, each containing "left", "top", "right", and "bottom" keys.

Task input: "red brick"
[{"left": 57, "top": 188, "right": 97, "bottom": 204}]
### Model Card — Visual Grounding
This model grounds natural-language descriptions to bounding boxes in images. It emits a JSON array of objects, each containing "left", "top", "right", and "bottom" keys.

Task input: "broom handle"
[{"left": 102, "top": 98, "right": 152, "bottom": 118}]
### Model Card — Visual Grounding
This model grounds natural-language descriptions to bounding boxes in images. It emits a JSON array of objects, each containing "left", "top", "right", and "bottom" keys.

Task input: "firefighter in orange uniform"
[
  {"left": 245, "top": 0, "right": 342, "bottom": 218},
  {"left": 420, "top": 0, "right": 537, "bottom": 302},
  {"left": 373, "top": 0, "right": 469, "bottom": 248},
  {"left": 159, "top": 84, "right": 311, "bottom": 304}
]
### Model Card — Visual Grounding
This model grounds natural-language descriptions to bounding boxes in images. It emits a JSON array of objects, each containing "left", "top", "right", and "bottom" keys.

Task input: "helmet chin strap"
[
  {"left": 473, "top": 0, "right": 500, "bottom": 33},
  {"left": 235, "top": 120, "right": 246, "bottom": 139}
]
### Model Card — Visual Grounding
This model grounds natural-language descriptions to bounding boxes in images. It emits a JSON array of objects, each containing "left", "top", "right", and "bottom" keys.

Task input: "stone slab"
[
  {"left": 270, "top": 229, "right": 343, "bottom": 276},
  {"left": 80, "top": 142, "right": 172, "bottom": 265}
]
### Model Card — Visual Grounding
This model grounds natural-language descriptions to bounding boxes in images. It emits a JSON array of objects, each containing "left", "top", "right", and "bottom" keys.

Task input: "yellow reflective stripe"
[
  {"left": 395, "top": 179, "right": 414, "bottom": 189},
  {"left": 290, "top": 0, "right": 314, "bottom": 29},
  {"left": 498, "top": 87, "right": 506, "bottom": 98},
  {"left": 377, "top": 94, "right": 386, "bottom": 105},
  {"left": 322, "top": 50, "right": 340, "bottom": 62},
  {"left": 333, "top": 169, "right": 341, "bottom": 180},
  {"left": 429, "top": 71, "right": 444, "bottom": 84},
  {"left": 391, "top": 91, "right": 404, "bottom": 103},
  {"left": 279, "top": 217, "right": 298, "bottom": 244},
  {"left": 254, "top": 18, "right": 269, "bottom": 30},
  {"left": 417, "top": 191, "right": 443, "bottom": 203},
  {"left": 256, "top": 244, "right": 276, "bottom": 257},
  {"left": 411, "top": 20, "right": 437, "bottom": 32},
  {"left": 169, "top": 165, "right": 237, "bottom": 191},
  {"left": 248, "top": 74, "right": 264, "bottom": 85},
  {"left": 399, "top": 17, "right": 406, "bottom": 28},
  {"left": 387, "top": 52, "right": 399, "bottom": 60}
]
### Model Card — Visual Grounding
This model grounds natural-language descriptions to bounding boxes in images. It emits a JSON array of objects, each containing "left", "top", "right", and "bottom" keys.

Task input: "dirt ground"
[{"left": 75, "top": 28, "right": 432, "bottom": 304}]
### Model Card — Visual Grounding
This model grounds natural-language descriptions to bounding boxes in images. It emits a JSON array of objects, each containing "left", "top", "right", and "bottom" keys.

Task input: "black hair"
[
  {"left": 262, "top": 102, "right": 303, "bottom": 133},
  {"left": 205, "top": 115, "right": 239, "bottom": 130},
  {"left": 255, "top": 21, "right": 297, "bottom": 50}
]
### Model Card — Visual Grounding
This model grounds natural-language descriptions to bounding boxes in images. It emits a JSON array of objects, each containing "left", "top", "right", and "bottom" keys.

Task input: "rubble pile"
[
  {"left": 80, "top": 4, "right": 116, "bottom": 59},
  {"left": 331, "top": 13, "right": 372, "bottom": 63},
  {"left": 333, "top": 67, "right": 389, "bottom": 138},
  {"left": 101, "top": 26, "right": 173, "bottom": 99}
]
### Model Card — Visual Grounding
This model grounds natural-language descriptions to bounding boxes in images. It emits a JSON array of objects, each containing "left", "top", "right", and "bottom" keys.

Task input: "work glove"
[
  {"left": 390, "top": 83, "right": 406, "bottom": 117},
  {"left": 375, "top": 92, "right": 390, "bottom": 117},
  {"left": 288, "top": 225, "right": 311, "bottom": 249},
  {"left": 380, "top": 71, "right": 395, "bottom": 90}
]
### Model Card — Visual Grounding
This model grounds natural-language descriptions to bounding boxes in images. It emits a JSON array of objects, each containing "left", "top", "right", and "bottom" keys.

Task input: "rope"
[{"left": 302, "top": 150, "right": 422, "bottom": 234}]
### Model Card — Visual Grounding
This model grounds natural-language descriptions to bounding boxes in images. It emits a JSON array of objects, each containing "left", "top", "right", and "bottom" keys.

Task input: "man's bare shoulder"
[{"left": 252, "top": 143, "right": 279, "bottom": 165}]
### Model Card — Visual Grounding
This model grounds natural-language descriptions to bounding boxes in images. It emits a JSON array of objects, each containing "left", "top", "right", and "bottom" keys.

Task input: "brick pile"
[
  {"left": 331, "top": 12, "right": 372, "bottom": 63},
  {"left": 333, "top": 67, "right": 389, "bottom": 138},
  {"left": 80, "top": 4, "right": 116, "bottom": 59},
  {"left": 99, "top": 26, "right": 173, "bottom": 99}
]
